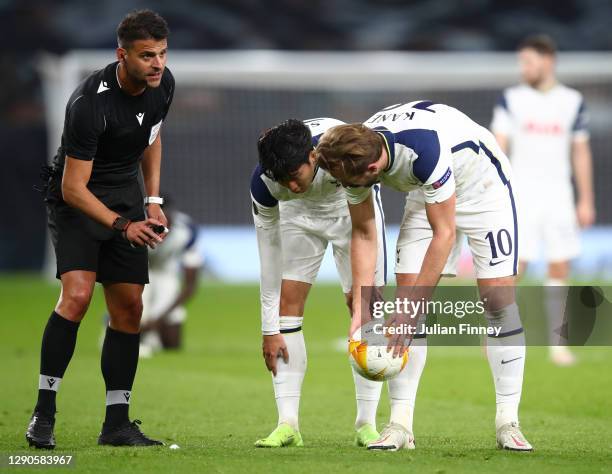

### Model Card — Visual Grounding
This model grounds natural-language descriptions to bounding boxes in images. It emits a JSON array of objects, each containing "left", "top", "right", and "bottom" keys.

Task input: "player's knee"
[
  {"left": 279, "top": 294, "right": 305, "bottom": 316},
  {"left": 59, "top": 287, "right": 93, "bottom": 320},
  {"left": 396, "top": 273, "right": 419, "bottom": 286},
  {"left": 485, "top": 302, "right": 523, "bottom": 336},
  {"left": 479, "top": 277, "right": 515, "bottom": 310},
  {"left": 122, "top": 295, "right": 144, "bottom": 320}
]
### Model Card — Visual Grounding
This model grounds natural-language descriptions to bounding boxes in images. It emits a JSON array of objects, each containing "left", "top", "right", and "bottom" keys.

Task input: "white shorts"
[
  {"left": 517, "top": 194, "right": 580, "bottom": 263},
  {"left": 281, "top": 185, "right": 387, "bottom": 293},
  {"left": 395, "top": 183, "right": 519, "bottom": 279},
  {"left": 141, "top": 271, "right": 186, "bottom": 325}
]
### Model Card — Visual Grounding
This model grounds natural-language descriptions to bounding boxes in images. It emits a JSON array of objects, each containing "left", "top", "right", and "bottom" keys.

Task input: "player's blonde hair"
[{"left": 316, "top": 123, "right": 382, "bottom": 177}]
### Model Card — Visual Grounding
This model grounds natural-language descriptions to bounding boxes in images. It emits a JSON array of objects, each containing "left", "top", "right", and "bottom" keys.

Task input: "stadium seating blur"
[{"left": 3, "top": 0, "right": 612, "bottom": 272}]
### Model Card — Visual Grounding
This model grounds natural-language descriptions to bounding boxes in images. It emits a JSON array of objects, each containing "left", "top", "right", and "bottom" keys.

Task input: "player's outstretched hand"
[
  {"left": 125, "top": 218, "right": 165, "bottom": 249},
  {"left": 263, "top": 334, "right": 288, "bottom": 376},
  {"left": 347, "top": 286, "right": 384, "bottom": 337},
  {"left": 384, "top": 313, "right": 413, "bottom": 358}
]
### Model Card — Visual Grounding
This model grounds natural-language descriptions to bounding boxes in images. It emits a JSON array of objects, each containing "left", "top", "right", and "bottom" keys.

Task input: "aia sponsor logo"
[{"left": 523, "top": 121, "right": 564, "bottom": 135}]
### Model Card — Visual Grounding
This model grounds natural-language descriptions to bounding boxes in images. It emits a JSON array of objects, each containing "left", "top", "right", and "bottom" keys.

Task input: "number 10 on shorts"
[{"left": 485, "top": 229, "right": 513, "bottom": 261}]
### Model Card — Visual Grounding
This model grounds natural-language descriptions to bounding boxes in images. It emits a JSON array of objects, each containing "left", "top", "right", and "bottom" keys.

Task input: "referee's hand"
[{"left": 125, "top": 218, "right": 165, "bottom": 249}]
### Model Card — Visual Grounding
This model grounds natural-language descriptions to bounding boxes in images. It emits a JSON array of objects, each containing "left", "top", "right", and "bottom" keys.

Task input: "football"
[{"left": 348, "top": 320, "right": 409, "bottom": 381}]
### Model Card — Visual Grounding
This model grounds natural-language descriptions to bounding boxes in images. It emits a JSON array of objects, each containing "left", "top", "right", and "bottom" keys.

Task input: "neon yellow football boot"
[
  {"left": 355, "top": 424, "right": 379, "bottom": 447},
  {"left": 254, "top": 423, "right": 304, "bottom": 448}
]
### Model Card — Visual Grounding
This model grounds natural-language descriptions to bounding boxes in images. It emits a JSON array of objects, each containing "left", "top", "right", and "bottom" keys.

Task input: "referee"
[{"left": 27, "top": 10, "right": 174, "bottom": 448}]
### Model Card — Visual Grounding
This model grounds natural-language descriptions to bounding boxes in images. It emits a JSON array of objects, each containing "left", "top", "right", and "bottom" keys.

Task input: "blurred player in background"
[
  {"left": 491, "top": 34, "right": 595, "bottom": 366},
  {"left": 251, "top": 119, "right": 386, "bottom": 448},
  {"left": 138, "top": 200, "right": 202, "bottom": 357},
  {"left": 317, "top": 100, "right": 532, "bottom": 452},
  {"left": 27, "top": 10, "right": 173, "bottom": 449}
]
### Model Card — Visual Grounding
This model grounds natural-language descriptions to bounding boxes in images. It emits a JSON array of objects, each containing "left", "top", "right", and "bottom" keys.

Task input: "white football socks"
[
  {"left": 485, "top": 302, "right": 525, "bottom": 429},
  {"left": 273, "top": 316, "right": 306, "bottom": 431},
  {"left": 387, "top": 336, "right": 427, "bottom": 433},
  {"left": 352, "top": 367, "right": 382, "bottom": 429}
]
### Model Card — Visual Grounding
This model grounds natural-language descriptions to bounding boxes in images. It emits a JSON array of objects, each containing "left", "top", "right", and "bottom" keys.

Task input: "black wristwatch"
[{"left": 112, "top": 216, "right": 131, "bottom": 233}]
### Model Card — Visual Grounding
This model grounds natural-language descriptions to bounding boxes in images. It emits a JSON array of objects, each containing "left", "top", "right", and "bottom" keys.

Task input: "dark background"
[{"left": 3, "top": 0, "right": 612, "bottom": 270}]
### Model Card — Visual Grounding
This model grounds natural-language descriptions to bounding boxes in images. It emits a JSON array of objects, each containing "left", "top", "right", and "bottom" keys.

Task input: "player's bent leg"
[
  {"left": 478, "top": 276, "right": 532, "bottom": 451},
  {"left": 279, "top": 279, "right": 312, "bottom": 317},
  {"left": 27, "top": 271, "right": 96, "bottom": 449},
  {"left": 332, "top": 231, "right": 384, "bottom": 446},
  {"left": 159, "top": 322, "right": 182, "bottom": 349},
  {"left": 382, "top": 335, "right": 426, "bottom": 444},
  {"left": 256, "top": 315, "right": 307, "bottom": 448},
  {"left": 546, "top": 261, "right": 576, "bottom": 366},
  {"left": 256, "top": 280, "right": 309, "bottom": 448},
  {"left": 351, "top": 367, "right": 382, "bottom": 446},
  {"left": 139, "top": 273, "right": 182, "bottom": 357},
  {"left": 98, "top": 283, "right": 162, "bottom": 447},
  {"left": 364, "top": 273, "right": 425, "bottom": 451}
]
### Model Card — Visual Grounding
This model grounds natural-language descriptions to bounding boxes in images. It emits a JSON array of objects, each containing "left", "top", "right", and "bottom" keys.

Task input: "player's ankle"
[
  {"left": 495, "top": 403, "right": 519, "bottom": 430},
  {"left": 278, "top": 419, "right": 299, "bottom": 431},
  {"left": 355, "top": 420, "right": 375, "bottom": 430}
]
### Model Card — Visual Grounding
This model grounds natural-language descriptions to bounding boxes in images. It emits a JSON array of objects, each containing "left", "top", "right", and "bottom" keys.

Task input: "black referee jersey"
[{"left": 48, "top": 61, "right": 174, "bottom": 199}]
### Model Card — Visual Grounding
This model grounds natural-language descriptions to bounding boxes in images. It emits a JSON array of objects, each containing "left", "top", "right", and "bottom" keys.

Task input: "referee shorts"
[{"left": 47, "top": 181, "right": 148, "bottom": 284}]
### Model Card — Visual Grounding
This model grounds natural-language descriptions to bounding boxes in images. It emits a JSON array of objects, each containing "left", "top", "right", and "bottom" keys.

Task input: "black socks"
[
  {"left": 101, "top": 326, "right": 140, "bottom": 428},
  {"left": 35, "top": 311, "right": 80, "bottom": 418}
]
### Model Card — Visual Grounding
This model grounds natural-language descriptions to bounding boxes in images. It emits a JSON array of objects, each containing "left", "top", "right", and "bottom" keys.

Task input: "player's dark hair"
[
  {"left": 518, "top": 34, "right": 557, "bottom": 56},
  {"left": 257, "top": 119, "right": 313, "bottom": 182},
  {"left": 117, "top": 9, "right": 169, "bottom": 49}
]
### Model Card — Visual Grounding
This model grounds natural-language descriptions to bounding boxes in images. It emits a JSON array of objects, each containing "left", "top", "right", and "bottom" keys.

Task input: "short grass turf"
[{"left": 0, "top": 275, "right": 611, "bottom": 473}]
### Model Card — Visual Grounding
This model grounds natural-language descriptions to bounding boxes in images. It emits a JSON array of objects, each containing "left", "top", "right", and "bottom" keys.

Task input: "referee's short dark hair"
[
  {"left": 518, "top": 34, "right": 557, "bottom": 56},
  {"left": 117, "top": 9, "right": 169, "bottom": 49}
]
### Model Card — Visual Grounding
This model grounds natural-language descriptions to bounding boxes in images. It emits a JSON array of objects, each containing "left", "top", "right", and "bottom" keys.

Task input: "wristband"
[
  {"left": 144, "top": 196, "right": 164, "bottom": 206},
  {"left": 111, "top": 216, "right": 131, "bottom": 232},
  {"left": 121, "top": 221, "right": 133, "bottom": 240}
]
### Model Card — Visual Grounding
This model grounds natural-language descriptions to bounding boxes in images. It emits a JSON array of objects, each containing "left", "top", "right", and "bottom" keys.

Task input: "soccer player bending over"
[
  {"left": 316, "top": 101, "right": 533, "bottom": 451},
  {"left": 251, "top": 119, "right": 386, "bottom": 447},
  {"left": 139, "top": 201, "right": 202, "bottom": 357},
  {"left": 491, "top": 34, "right": 595, "bottom": 366},
  {"left": 27, "top": 10, "right": 173, "bottom": 448}
]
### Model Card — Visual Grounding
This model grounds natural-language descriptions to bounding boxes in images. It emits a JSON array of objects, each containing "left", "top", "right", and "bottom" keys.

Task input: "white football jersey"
[
  {"left": 251, "top": 118, "right": 348, "bottom": 219},
  {"left": 491, "top": 83, "right": 588, "bottom": 199},
  {"left": 148, "top": 210, "right": 203, "bottom": 274},
  {"left": 345, "top": 101, "right": 512, "bottom": 206}
]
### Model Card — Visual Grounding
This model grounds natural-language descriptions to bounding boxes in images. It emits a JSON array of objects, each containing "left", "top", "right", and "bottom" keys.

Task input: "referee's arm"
[
  {"left": 62, "top": 156, "right": 121, "bottom": 228},
  {"left": 141, "top": 132, "right": 167, "bottom": 227},
  {"left": 62, "top": 156, "right": 163, "bottom": 246}
]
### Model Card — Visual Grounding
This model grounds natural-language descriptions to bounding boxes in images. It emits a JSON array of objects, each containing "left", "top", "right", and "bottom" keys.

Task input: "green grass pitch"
[{"left": 1, "top": 275, "right": 611, "bottom": 473}]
